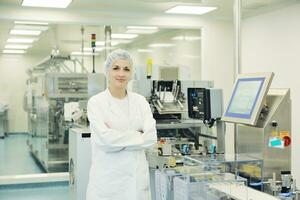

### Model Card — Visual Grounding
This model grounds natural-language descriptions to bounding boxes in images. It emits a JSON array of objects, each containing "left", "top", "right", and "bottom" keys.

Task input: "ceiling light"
[
  {"left": 112, "top": 40, "right": 132, "bottom": 44},
  {"left": 96, "top": 41, "right": 119, "bottom": 46},
  {"left": 111, "top": 34, "right": 138, "bottom": 39},
  {"left": 126, "top": 26, "right": 158, "bottom": 30},
  {"left": 5, "top": 44, "right": 30, "bottom": 49},
  {"left": 7, "top": 38, "right": 35, "bottom": 43},
  {"left": 172, "top": 36, "right": 201, "bottom": 41},
  {"left": 96, "top": 40, "right": 128, "bottom": 46},
  {"left": 137, "top": 49, "right": 153, "bottom": 53},
  {"left": 14, "top": 25, "right": 48, "bottom": 31},
  {"left": 83, "top": 47, "right": 104, "bottom": 52},
  {"left": 10, "top": 29, "right": 41, "bottom": 36},
  {"left": 125, "top": 29, "right": 158, "bottom": 34},
  {"left": 149, "top": 43, "right": 175, "bottom": 48},
  {"left": 2, "top": 50, "right": 26, "bottom": 54},
  {"left": 103, "top": 47, "right": 117, "bottom": 50},
  {"left": 96, "top": 41, "right": 105, "bottom": 46},
  {"left": 165, "top": 6, "right": 217, "bottom": 15},
  {"left": 182, "top": 55, "right": 201, "bottom": 59},
  {"left": 15, "top": 21, "right": 49, "bottom": 25},
  {"left": 71, "top": 51, "right": 99, "bottom": 56},
  {"left": 22, "top": 0, "right": 72, "bottom": 8}
]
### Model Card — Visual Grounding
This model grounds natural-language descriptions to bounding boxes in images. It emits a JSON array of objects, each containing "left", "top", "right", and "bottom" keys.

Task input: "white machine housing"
[{"left": 69, "top": 128, "right": 92, "bottom": 200}]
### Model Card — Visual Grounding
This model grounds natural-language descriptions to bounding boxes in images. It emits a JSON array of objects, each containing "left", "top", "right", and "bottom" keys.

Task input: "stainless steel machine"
[
  {"left": 0, "top": 103, "right": 8, "bottom": 139},
  {"left": 24, "top": 55, "right": 106, "bottom": 172},
  {"left": 223, "top": 72, "right": 298, "bottom": 199},
  {"left": 25, "top": 72, "right": 88, "bottom": 172},
  {"left": 69, "top": 128, "right": 92, "bottom": 200},
  {"left": 132, "top": 79, "right": 225, "bottom": 158},
  {"left": 132, "top": 79, "right": 228, "bottom": 200}
]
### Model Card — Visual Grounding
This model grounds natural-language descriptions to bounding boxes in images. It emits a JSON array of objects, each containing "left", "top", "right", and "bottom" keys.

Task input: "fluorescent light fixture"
[
  {"left": 182, "top": 55, "right": 201, "bottom": 59},
  {"left": 126, "top": 26, "right": 158, "bottom": 30},
  {"left": 111, "top": 33, "right": 138, "bottom": 39},
  {"left": 83, "top": 47, "right": 104, "bottom": 52},
  {"left": 10, "top": 29, "right": 41, "bottom": 36},
  {"left": 96, "top": 40, "right": 129, "bottom": 46},
  {"left": 113, "top": 40, "right": 132, "bottom": 44},
  {"left": 125, "top": 29, "right": 158, "bottom": 34},
  {"left": 14, "top": 25, "right": 48, "bottom": 31},
  {"left": 3, "top": 49, "right": 26, "bottom": 54},
  {"left": 7, "top": 38, "right": 35, "bottom": 43},
  {"left": 22, "top": 0, "right": 72, "bottom": 8},
  {"left": 137, "top": 49, "right": 153, "bottom": 53},
  {"left": 83, "top": 47, "right": 92, "bottom": 51},
  {"left": 149, "top": 43, "right": 175, "bottom": 48},
  {"left": 172, "top": 36, "right": 201, "bottom": 41},
  {"left": 96, "top": 41, "right": 118, "bottom": 46},
  {"left": 165, "top": 6, "right": 217, "bottom": 15},
  {"left": 71, "top": 51, "right": 99, "bottom": 56},
  {"left": 15, "top": 21, "right": 49, "bottom": 25},
  {"left": 5, "top": 44, "right": 30, "bottom": 49},
  {"left": 96, "top": 41, "right": 105, "bottom": 46},
  {"left": 104, "top": 46, "right": 117, "bottom": 50}
]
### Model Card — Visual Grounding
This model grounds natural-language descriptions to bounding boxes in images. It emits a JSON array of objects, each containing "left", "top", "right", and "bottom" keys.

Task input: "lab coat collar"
[{"left": 104, "top": 88, "right": 136, "bottom": 120}]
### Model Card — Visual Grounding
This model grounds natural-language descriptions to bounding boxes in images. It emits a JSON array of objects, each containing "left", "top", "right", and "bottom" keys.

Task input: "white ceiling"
[{"left": 0, "top": 0, "right": 298, "bottom": 56}]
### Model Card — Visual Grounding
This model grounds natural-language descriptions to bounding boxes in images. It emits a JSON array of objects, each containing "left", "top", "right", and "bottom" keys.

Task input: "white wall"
[
  {"left": 127, "top": 29, "right": 202, "bottom": 80},
  {"left": 201, "top": 20, "right": 235, "bottom": 154},
  {"left": 242, "top": 3, "right": 300, "bottom": 187},
  {"left": 0, "top": 54, "right": 44, "bottom": 132}
]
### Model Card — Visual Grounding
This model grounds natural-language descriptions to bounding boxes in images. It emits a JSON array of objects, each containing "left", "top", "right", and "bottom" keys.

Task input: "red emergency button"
[{"left": 283, "top": 136, "right": 291, "bottom": 147}]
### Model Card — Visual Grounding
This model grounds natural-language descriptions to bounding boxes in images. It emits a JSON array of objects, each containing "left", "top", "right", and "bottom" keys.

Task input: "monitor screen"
[
  {"left": 222, "top": 72, "right": 274, "bottom": 125},
  {"left": 225, "top": 78, "right": 265, "bottom": 119}
]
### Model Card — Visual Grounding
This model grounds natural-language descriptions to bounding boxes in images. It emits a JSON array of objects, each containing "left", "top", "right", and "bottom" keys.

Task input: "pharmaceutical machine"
[
  {"left": 24, "top": 55, "right": 105, "bottom": 172},
  {"left": 133, "top": 79, "right": 225, "bottom": 159},
  {"left": 0, "top": 103, "right": 8, "bottom": 139},
  {"left": 223, "top": 72, "right": 297, "bottom": 199},
  {"left": 25, "top": 72, "right": 88, "bottom": 172}
]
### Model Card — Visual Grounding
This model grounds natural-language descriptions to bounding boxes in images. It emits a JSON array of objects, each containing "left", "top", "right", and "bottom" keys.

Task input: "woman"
[{"left": 86, "top": 49, "right": 157, "bottom": 200}]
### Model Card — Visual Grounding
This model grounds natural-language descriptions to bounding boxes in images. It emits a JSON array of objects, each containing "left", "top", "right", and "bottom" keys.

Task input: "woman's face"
[{"left": 108, "top": 59, "right": 133, "bottom": 89}]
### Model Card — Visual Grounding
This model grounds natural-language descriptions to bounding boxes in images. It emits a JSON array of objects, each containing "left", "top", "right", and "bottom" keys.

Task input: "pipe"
[
  {"left": 233, "top": 0, "right": 242, "bottom": 157},
  {"left": 177, "top": 100, "right": 184, "bottom": 109},
  {"left": 104, "top": 26, "right": 112, "bottom": 59},
  {"left": 163, "top": 87, "right": 166, "bottom": 102},
  {"left": 81, "top": 27, "right": 85, "bottom": 73}
]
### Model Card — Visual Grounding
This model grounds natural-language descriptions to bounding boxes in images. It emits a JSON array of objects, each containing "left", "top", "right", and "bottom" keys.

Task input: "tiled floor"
[
  {"left": 0, "top": 134, "right": 43, "bottom": 175},
  {"left": 0, "top": 182, "right": 69, "bottom": 200},
  {"left": 0, "top": 134, "right": 69, "bottom": 200}
]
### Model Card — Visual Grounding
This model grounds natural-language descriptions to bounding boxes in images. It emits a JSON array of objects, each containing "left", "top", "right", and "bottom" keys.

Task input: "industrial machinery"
[
  {"left": 187, "top": 88, "right": 222, "bottom": 127},
  {"left": 24, "top": 55, "right": 105, "bottom": 172},
  {"left": 69, "top": 128, "right": 92, "bottom": 200},
  {"left": 223, "top": 72, "right": 298, "bottom": 199},
  {"left": 25, "top": 72, "right": 88, "bottom": 172},
  {"left": 135, "top": 79, "right": 224, "bottom": 153},
  {"left": 153, "top": 154, "right": 278, "bottom": 200},
  {"left": 132, "top": 79, "right": 228, "bottom": 200},
  {"left": 0, "top": 103, "right": 8, "bottom": 139}
]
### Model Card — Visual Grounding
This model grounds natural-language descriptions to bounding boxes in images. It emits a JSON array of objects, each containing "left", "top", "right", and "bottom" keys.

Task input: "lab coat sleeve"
[
  {"left": 87, "top": 97, "right": 144, "bottom": 152},
  {"left": 121, "top": 97, "right": 157, "bottom": 151},
  {"left": 140, "top": 97, "right": 157, "bottom": 148}
]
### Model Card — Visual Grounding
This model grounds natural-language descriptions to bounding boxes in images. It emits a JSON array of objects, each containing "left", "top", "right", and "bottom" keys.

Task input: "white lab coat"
[{"left": 86, "top": 88, "right": 157, "bottom": 200}]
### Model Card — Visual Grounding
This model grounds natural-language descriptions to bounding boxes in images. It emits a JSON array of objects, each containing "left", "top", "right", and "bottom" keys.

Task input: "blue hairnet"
[{"left": 104, "top": 49, "right": 133, "bottom": 74}]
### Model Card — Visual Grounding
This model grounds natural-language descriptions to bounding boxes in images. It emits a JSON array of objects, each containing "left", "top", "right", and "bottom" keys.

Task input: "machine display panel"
[
  {"left": 225, "top": 78, "right": 264, "bottom": 119},
  {"left": 222, "top": 72, "right": 274, "bottom": 125}
]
